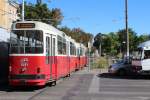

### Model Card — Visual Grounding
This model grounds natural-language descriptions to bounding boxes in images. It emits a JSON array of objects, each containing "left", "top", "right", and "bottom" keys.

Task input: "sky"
[{"left": 24, "top": 0, "right": 150, "bottom": 36}]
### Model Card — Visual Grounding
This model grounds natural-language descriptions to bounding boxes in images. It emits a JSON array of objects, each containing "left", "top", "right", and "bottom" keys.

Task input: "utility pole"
[
  {"left": 99, "top": 41, "right": 101, "bottom": 57},
  {"left": 22, "top": 0, "right": 24, "bottom": 21},
  {"left": 125, "top": 0, "right": 129, "bottom": 57}
]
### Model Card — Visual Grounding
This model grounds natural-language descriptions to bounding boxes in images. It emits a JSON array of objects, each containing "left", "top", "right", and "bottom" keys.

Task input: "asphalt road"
[{"left": 1, "top": 69, "right": 150, "bottom": 100}]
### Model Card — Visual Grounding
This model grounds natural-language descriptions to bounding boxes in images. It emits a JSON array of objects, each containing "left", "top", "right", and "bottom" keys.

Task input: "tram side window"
[
  {"left": 57, "top": 36, "right": 66, "bottom": 55},
  {"left": 53, "top": 38, "right": 55, "bottom": 56},
  {"left": 62, "top": 38, "right": 66, "bottom": 54},
  {"left": 70, "top": 42, "right": 76, "bottom": 55},
  {"left": 77, "top": 48, "right": 80, "bottom": 56},
  {"left": 46, "top": 37, "right": 50, "bottom": 64},
  {"left": 10, "top": 30, "right": 43, "bottom": 54},
  {"left": 80, "top": 48, "right": 83, "bottom": 56}
]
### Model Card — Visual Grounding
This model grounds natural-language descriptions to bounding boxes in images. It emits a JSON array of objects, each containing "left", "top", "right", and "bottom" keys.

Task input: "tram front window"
[{"left": 10, "top": 30, "right": 43, "bottom": 54}]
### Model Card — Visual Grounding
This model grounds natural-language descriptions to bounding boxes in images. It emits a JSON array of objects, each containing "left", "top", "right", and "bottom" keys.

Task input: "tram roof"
[{"left": 12, "top": 21, "right": 67, "bottom": 37}]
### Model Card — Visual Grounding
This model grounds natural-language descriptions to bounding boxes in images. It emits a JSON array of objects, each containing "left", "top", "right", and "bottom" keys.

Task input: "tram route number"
[{"left": 16, "top": 23, "right": 35, "bottom": 29}]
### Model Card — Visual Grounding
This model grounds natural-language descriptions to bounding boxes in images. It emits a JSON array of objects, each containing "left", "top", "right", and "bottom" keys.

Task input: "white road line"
[{"left": 88, "top": 74, "right": 100, "bottom": 94}]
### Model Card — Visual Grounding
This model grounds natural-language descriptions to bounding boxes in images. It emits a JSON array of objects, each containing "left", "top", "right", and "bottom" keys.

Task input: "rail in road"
[{"left": 1, "top": 68, "right": 150, "bottom": 100}]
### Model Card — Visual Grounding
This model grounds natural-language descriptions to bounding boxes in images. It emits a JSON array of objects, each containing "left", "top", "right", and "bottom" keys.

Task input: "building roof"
[{"left": 8, "top": 0, "right": 19, "bottom": 8}]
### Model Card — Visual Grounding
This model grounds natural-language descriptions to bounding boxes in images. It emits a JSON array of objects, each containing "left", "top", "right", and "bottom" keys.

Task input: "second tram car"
[{"left": 9, "top": 21, "right": 87, "bottom": 86}]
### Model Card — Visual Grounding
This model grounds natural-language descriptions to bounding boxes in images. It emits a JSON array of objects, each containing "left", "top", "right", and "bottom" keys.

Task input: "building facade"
[
  {"left": 0, "top": 0, "right": 19, "bottom": 82},
  {"left": 0, "top": 0, "right": 19, "bottom": 31}
]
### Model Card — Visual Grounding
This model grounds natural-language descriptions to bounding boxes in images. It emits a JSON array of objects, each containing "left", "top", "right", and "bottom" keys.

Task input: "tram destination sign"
[{"left": 16, "top": 23, "right": 35, "bottom": 29}]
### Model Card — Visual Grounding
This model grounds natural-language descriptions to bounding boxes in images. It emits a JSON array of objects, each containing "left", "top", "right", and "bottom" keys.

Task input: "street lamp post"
[{"left": 125, "top": 0, "right": 129, "bottom": 57}]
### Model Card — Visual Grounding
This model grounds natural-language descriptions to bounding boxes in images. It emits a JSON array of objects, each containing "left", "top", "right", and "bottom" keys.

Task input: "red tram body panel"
[
  {"left": 56, "top": 56, "right": 69, "bottom": 78},
  {"left": 69, "top": 56, "right": 77, "bottom": 72}
]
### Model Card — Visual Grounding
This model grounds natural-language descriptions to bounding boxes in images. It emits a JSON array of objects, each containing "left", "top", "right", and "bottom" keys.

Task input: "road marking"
[{"left": 88, "top": 74, "right": 100, "bottom": 94}]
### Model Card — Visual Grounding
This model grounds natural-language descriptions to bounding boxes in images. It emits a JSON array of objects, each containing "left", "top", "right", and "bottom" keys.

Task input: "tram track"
[
  {"left": 27, "top": 86, "right": 49, "bottom": 100},
  {"left": 26, "top": 76, "right": 68, "bottom": 100}
]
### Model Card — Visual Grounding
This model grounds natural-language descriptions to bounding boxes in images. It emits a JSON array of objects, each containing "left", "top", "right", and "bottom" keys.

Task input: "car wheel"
[{"left": 118, "top": 69, "right": 126, "bottom": 76}]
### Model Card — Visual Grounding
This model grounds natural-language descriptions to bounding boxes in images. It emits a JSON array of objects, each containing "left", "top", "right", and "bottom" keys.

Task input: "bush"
[{"left": 92, "top": 57, "right": 108, "bottom": 69}]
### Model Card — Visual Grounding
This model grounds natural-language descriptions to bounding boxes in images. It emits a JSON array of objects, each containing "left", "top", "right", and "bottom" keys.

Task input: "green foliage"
[
  {"left": 117, "top": 28, "right": 138, "bottom": 52},
  {"left": 21, "top": 2, "right": 63, "bottom": 27},
  {"left": 50, "top": 8, "right": 63, "bottom": 27},
  {"left": 93, "top": 28, "right": 150, "bottom": 56},
  {"left": 137, "top": 34, "right": 150, "bottom": 45},
  {"left": 60, "top": 27, "right": 93, "bottom": 46},
  {"left": 93, "top": 33, "right": 103, "bottom": 49}
]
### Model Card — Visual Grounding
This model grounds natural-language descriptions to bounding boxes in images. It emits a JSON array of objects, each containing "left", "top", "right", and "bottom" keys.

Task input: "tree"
[
  {"left": 107, "top": 32, "right": 119, "bottom": 55},
  {"left": 93, "top": 29, "right": 150, "bottom": 57},
  {"left": 93, "top": 33, "right": 107, "bottom": 55},
  {"left": 20, "top": 2, "right": 63, "bottom": 27},
  {"left": 50, "top": 8, "right": 63, "bottom": 27},
  {"left": 117, "top": 28, "right": 138, "bottom": 52},
  {"left": 60, "top": 27, "right": 93, "bottom": 46},
  {"left": 93, "top": 33, "right": 102, "bottom": 50},
  {"left": 60, "top": 26, "right": 72, "bottom": 36},
  {"left": 137, "top": 34, "right": 150, "bottom": 45}
]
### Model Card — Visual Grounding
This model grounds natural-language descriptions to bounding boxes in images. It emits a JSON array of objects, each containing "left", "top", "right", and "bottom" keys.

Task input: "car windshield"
[
  {"left": 10, "top": 30, "right": 43, "bottom": 54},
  {"left": 116, "top": 60, "right": 124, "bottom": 64}
]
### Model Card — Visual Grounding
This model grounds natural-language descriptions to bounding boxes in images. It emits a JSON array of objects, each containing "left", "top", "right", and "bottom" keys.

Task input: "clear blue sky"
[{"left": 24, "top": 0, "right": 150, "bottom": 36}]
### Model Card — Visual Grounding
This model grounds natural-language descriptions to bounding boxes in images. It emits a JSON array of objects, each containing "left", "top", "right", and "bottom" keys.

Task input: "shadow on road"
[
  {"left": 0, "top": 84, "right": 46, "bottom": 92},
  {"left": 98, "top": 73, "right": 150, "bottom": 80}
]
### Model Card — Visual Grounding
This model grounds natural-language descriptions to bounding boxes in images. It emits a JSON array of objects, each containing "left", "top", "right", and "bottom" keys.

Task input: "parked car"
[{"left": 108, "top": 59, "right": 132, "bottom": 76}]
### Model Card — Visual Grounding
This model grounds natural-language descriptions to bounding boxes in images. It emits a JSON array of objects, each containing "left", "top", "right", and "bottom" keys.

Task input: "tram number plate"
[{"left": 20, "top": 80, "right": 26, "bottom": 85}]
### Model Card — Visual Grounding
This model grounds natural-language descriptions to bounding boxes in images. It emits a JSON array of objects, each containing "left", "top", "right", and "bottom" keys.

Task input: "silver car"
[{"left": 108, "top": 59, "right": 132, "bottom": 76}]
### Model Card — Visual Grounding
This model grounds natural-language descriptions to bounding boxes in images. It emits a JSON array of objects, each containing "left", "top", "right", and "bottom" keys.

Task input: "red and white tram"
[{"left": 9, "top": 21, "right": 87, "bottom": 86}]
